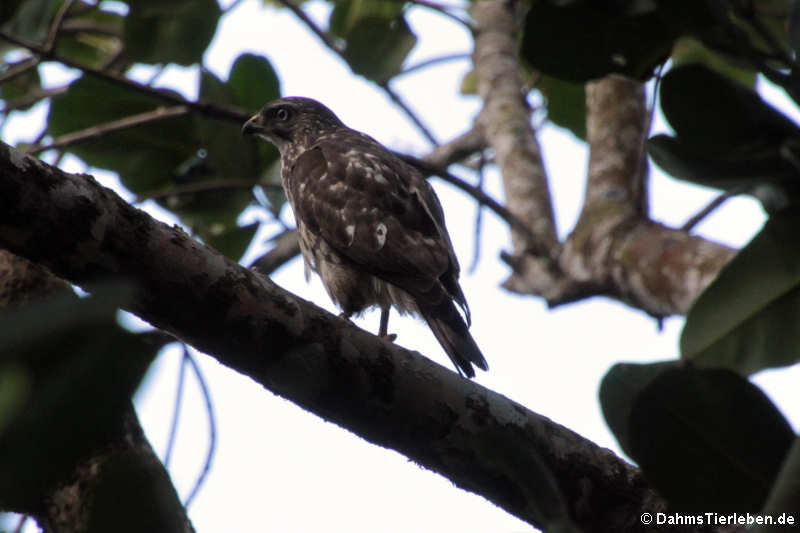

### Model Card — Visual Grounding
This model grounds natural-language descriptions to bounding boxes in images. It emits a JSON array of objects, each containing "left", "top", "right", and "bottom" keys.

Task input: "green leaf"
[
  {"left": 48, "top": 75, "right": 197, "bottom": 193},
  {"left": 646, "top": 134, "right": 798, "bottom": 198},
  {"left": 0, "top": 0, "right": 60, "bottom": 43},
  {"left": 204, "top": 222, "right": 260, "bottom": 263},
  {"left": 755, "top": 437, "right": 800, "bottom": 530},
  {"left": 671, "top": 37, "right": 757, "bottom": 89},
  {"left": 537, "top": 75, "right": 586, "bottom": 140},
  {"left": 329, "top": 0, "right": 404, "bottom": 37},
  {"left": 681, "top": 209, "right": 800, "bottom": 374},
  {"left": 601, "top": 362, "right": 793, "bottom": 513},
  {"left": 0, "top": 64, "right": 41, "bottom": 111},
  {"left": 0, "top": 285, "right": 163, "bottom": 512},
  {"left": 54, "top": 6, "right": 124, "bottom": 69},
  {"left": 599, "top": 360, "right": 675, "bottom": 456},
  {"left": 329, "top": 0, "right": 416, "bottom": 83},
  {"left": 229, "top": 53, "right": 281, "bottom": 112},
  {"left": 123, "top": 0, "right": 221, "bottom": 66},
  {"left": 660, "top": 64, "right": 800, "bottom": 156},
  {"left": 520, "top": 1, "right": 693, "bottom": 82}
]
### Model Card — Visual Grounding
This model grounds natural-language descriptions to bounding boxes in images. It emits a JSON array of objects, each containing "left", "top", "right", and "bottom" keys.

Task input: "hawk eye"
[{"left": 276, "top": 107, "right": 290, "bottom": 121}]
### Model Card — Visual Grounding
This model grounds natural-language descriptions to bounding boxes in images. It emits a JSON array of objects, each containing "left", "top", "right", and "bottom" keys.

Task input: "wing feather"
[{"left": 287, "top": 138, "right": 456, "bottom": 302}]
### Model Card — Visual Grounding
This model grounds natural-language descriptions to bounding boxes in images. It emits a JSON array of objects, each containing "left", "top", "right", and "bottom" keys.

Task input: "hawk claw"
[{"left": 380, "top": 333, "right": 398, "bottom": 343}]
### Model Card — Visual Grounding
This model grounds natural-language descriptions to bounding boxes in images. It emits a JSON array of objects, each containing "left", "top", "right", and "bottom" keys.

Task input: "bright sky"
[{"left": 5, "top": 1, "right": 800, "bottom": 532}]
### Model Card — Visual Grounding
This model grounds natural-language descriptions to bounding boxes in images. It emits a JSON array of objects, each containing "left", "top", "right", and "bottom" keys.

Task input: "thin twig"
[
  {"left": 183, "top": 349, "right": 216, "bottom": 509},
  {"left": 397, "top": 52, "right": 470, "bottom": 78},
  {"left": 13, "top": 514, "right": 29, "bottom": 533},
  {"left": 164, "top": 347, "right": 189, "bottom": 468},
  {"left": 274, "top": 0, "right": 343, "bottom": 53},
  {"left": 468, "top": 151, "right": 487, "bottom": 273},
  {"left": 680, "top": 190, "right": 740, "bottom": 232},
  {"left": 136, "top": 179, "right": 281, "bottom": 204},
  {"left": 0, "top": 57, "right": 39, "bottom": 85},
  {"left": 26, "top": 105, "right": 190, "bottom": 155},
  {"left": 380, "top": 82, "right": 438, "bottom": 145},
  {"left": 0, "top": 86, "right": 68, "bottom": 114},
  {"left": 398, "top": 152, "right": 546, "bottom": 256},
  {"left": 273, "top": 0, "right": 439, "bottom": 146},
  {"left": 393, "top": 0, "right": 472, "bottom": 29},
  {"left": 43, "top": 0, "right": 76, "bottom": 52},
  {"left": 0, "top": 31, "right": 251, "bottom": 124},
  {"left": 223, "top": 0, "right": 246, "bottom": 14}
]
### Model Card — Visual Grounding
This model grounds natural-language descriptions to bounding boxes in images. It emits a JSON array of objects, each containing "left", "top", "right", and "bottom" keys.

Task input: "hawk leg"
[{"left": 378, "top": 306, "right": 397, "bottom": 342}]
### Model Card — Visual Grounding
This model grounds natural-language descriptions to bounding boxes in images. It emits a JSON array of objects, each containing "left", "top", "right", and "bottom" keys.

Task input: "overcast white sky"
[{"left": 6, "top": 1, "right": 800, "bottom": 532}]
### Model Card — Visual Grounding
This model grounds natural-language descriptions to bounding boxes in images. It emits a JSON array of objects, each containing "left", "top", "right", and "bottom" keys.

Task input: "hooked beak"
[{"left": 241, "top": 114, "right": 263, "bottom": 136}]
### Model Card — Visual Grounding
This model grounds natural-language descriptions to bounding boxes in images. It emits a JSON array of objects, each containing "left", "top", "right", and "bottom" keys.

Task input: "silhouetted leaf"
[
  {"left": 671, "top": 37, "right": 757, "bottom": 89},
  {"left": 756, "top": 437, "right": 800, "bottom": 528},
  {"left": 660, "top": 64, "right": 800, "bottom": 155},
  {"left": 681, "top": 209, "right": 800, "bottom": 374},
  {"left": 537, "top": 75, "right": 586, "bottom": 140},
  {"left": 599, "top": 360, "right": 675, "bottom": 455},
  {"left": 520, "top": 1, "right": 700, "bottom": 82},
  {"left": 0, "top": 285, "right": 163, "bottom": 512},
  {"left": 601, "top": 362, "right": 793, "bottom": 513},
  {"left": 647, "top": 134, "right": 798, "bottom": 197}
]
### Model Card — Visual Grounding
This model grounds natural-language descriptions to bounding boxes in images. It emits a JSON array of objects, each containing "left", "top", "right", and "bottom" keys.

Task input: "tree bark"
[
  {"left": 0, "top": 141, "right": 729, "bottom": 532},
  {"left": 471, "top": 0, "right": 735, "bottom": 316}
]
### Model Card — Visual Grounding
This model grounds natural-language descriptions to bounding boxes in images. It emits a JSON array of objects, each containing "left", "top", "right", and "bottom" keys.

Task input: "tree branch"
[
  {"left": 0, "top": 141, "right": 720, "bottom": 533},
  {"left": 27, "top": 105, "right": 190, "bottom": 155},
  {"left": 0, "top": 31, "right": 250, "bottom": 124},
  {"left": 471, "top": 1, "right": 558, "bottom": 252},
  {"left": 272, "top": 0, "right": 439, "bottom": 145}
]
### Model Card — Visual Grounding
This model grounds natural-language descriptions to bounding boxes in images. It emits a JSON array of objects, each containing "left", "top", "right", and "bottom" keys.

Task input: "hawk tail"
[{"left": 421, "top": 300, "right": 488, "bottom": 378}]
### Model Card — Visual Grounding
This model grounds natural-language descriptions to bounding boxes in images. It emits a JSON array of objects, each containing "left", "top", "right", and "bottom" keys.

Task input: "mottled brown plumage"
[{"left": 242, "top": 97, "right": 487, "bottom": 377}]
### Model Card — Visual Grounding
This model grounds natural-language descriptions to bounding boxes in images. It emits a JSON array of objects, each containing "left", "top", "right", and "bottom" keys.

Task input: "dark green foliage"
[
  {"left": 0, "top": 285, "right": 164, "bottom": 513},
  {"left": 520, "top": 0, "right": 712, "bottom": 82},
  {"left": 681, "top": 209, "right": 800, "bottom": 374},
  {"left": 329, "top": 0, "right": 417, "bottom": 83},
  {"left": 601, "top": 362, "right": 793, "bottom": 513},
  {"left": 123, "top": 0, "right": 222, "bottom": 67}
]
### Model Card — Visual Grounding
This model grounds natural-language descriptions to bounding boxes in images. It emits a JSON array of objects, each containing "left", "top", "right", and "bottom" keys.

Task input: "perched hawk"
[{"left": 242, "top": 97, "right": 488, "bottom": 378}]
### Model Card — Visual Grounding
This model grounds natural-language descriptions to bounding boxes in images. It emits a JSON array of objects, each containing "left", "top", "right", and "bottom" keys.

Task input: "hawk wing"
[{"left": 285, "top": 136, "right": 467, "bottom": 314}]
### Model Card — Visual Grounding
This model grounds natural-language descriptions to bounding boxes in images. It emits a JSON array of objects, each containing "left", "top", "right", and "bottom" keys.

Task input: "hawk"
[{"left": 242, "top": 97, "right": 488, "bottom": 378}]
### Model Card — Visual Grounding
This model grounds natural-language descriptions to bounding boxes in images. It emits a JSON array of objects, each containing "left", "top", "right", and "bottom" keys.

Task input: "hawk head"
[{"left": 242, "top": 97, "right": 344, "bottom": 155}]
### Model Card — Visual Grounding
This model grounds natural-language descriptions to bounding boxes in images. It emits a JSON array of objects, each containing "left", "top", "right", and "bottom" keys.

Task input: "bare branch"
[
  {"left": 422, "top": 122, "right": 485, "bottom": 168},
  {"left": 135, "top": 179, "right": 280, "bottom": 204},
  {"left": 273, "top": 0, "right": 439, "bottom": 145},
  {"left": 248, "top": 228, "right": 301, "bottom": 276},
  {"left": 471, "top": 1, "right": 558, "bottom": 252},
  {"left": 0, "top": 31, "right": 250, "bottom": 124},
  {"left": 26, "top": 105, "right": 191, "bottom": 155},
  {"left": 0, "top": 57, "right": 39, "bottom": 85},
  {"left": 397, "top": 52, "right": 471, "bottom": 78},
  {"left": 0, "top": 141, "right": 718, "bottom": 533},
  {"left": 0, "top": 87, "right": 68, "bottom": 115},
  {"left": 680, "top": 190, "right": 740, "bottom": 233},
  {"left": 379, "top": 81, "right": 438, "bottom": 145},
  {"left": 397, "top": 152, "right": 546, "bottom": 255},
  {"left": 43, "top": 0, "right": 76, "bottom": 52}
]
